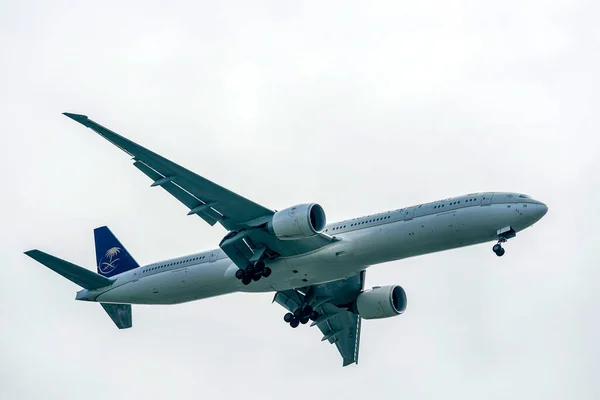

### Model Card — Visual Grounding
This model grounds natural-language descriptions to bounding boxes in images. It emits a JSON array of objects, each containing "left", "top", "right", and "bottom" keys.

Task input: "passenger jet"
[{"left": 25, "top": 113, "right": 548, "bottom": 366}]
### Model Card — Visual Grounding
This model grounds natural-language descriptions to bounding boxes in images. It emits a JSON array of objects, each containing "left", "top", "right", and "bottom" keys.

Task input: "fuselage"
[{"left": 77, "top": 192, "right": 547, "bottom": 305}]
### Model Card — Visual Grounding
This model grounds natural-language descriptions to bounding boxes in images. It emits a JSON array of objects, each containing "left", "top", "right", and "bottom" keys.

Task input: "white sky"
[{"left": 1, "top": 1, "right": 599, "bottom": 399}]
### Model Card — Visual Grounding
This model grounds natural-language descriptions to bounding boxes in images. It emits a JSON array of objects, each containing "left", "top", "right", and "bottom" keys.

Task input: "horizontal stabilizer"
[
  {"left": 101, "top": 303, "right": 132, "bottom": 329},
  {"left": 24, "top": 250, "right": 113, "bottom": 290}
]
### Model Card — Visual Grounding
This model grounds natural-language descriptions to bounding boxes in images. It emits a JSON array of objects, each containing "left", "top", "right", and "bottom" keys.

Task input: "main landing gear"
[
  {"left": 283, "top": 305, "right": 320, "bottom": 328},
  {"left": 235, "top": 260, "right": 272, "bottom": 285}
]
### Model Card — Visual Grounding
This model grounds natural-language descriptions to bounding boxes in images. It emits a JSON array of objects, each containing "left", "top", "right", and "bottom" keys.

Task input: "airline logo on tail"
[{"left": 99, "top": 247, "right": 121, "bottom": 274}]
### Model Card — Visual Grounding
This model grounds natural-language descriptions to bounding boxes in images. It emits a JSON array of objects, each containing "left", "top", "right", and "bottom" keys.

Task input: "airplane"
[{"left": 24, "top": 113, "right": 549, "bottom": 366}]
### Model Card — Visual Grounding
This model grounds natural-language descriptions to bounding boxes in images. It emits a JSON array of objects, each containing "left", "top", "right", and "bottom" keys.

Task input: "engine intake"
[
  {"left": 356, "top": 285, "right": 407, "bottom": 319},
  {"left": 268, "top": 203, "right": 326, "bottom": 240}
]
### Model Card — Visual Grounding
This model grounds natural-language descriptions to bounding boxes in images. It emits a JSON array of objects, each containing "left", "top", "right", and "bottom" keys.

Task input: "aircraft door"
[
  {"left": 132, "top": 270, "right": 140, "bottom": 282},
  {"left": 209, "top": 250, "right": 219, "bottom": 263},
  {"left": 481, "top": 193, "right": 493, "bottom": 206},
  {"left": 403, "top": 206, "right": 415, "bottom": 221}
]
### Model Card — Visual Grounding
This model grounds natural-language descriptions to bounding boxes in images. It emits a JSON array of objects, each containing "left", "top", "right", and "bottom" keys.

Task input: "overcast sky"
[{"left": 1, "top": 0, "right": 599, "bottom": 399}]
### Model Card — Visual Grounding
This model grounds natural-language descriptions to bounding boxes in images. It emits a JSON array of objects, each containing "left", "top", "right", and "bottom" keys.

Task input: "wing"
[
  {"left": 63, "top": 113, "right": 273, "bottom": 231},
  {"left": 273, "top": 271, "right": 365, "bottom": 366},
  {"left": 63, "top": 113, "right": 335, "bottom": 261}
]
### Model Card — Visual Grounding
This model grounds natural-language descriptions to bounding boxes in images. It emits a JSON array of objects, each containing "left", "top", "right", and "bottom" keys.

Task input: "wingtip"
[
  {"left": 63, "top": 112, "right": 90, "bottom": 125},
  {"left": 24, "top": 249, "right": 39, "bottom": 258}
]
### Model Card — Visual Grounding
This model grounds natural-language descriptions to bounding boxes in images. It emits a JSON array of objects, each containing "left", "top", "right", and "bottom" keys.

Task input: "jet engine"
[
  {"left": 355, "top": 285, "right": 407, "bottom": 319},
  {"left": 267, "top": 203, "right": 326, "bottom": 240}
]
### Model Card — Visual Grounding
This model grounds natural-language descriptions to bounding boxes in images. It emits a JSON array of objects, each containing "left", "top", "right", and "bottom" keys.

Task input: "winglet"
[{"left": 63, "top": 112, "right": 91, "bottom": 126}]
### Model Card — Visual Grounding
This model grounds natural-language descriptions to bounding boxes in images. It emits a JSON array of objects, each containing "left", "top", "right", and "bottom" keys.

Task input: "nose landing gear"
[
  {"left": 235, "top": 260, "right": 272, "bottom": 285},
  {"left": 492, "top": 242, "right": 506, "bottom": 257},
  {"left": 492, "top": 226, "right": 516, "bottom": 257}
]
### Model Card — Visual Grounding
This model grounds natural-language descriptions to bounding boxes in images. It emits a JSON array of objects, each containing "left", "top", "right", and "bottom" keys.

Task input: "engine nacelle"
[
  {"left": 267, "top": 203, "right": 326, "bottom": 240},
  {"left": 355, "top": 285, "right": 407, "bottom": 320}
]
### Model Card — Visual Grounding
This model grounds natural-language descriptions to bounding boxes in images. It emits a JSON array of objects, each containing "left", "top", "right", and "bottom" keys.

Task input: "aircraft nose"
[{"left": 534, "top": 202, "right": 548, "bottom": 220}]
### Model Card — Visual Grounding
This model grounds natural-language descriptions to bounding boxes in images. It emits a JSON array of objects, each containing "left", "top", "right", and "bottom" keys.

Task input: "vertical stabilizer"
[{"left": 94, "top": 226, "right": 139, "bottom": 277}]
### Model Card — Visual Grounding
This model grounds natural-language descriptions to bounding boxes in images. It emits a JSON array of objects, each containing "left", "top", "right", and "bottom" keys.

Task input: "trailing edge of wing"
[{"left": 24, "top": 250, "right": 113, "bottom": 290}]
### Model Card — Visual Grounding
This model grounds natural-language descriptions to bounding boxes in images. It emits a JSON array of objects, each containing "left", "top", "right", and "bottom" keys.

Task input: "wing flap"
[
  {"left": 315, "top": 306, "right": 361, "bottom": 365},
  {"left": 133, "top": 160, "right": 219, "bottom": 225}
]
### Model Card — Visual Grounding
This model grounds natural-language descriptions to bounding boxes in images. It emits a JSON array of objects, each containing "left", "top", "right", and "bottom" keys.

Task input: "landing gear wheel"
[
  {"left": 284, "top": 312, "right": 294, "bottom": 323},
  {"left": 252, "top": 274, "right": 261, "bottom": 281},
  {"left": 262, "top": 267, "right": 272, "bottom": 278},
  {"left": 293, "top": 308, "right": 303, "bottom": 318},
  {"left": 300, "top": 316, "right": 310, "bottom": 325},
  {"left": 492, "top": 243, "right": 505, "bottom": 257},
  {"left": 290, "top": 319, "right": 300, "bottom": 328},
  {"left": 241, "top": 276, "right": 252, "bottom": 285},
  {"left": 303, "top": 305, "right": 313, "bottom": 315},
  {"left": 245, "top": 265, "right": 255, "bottom": 276},
  {"left": 235, "top": 269, "right": 245, "bottom": 280},
  {"left": 309, "top": 311, "right": 319, "bottom": 321},
  {"left": 255, "top": 260, "right": 265, "bottom": 270}
]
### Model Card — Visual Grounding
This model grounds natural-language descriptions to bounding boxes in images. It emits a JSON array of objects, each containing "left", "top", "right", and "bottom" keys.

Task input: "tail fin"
[{"left": 94, "top": 226, "right": 139, "bottom": 277}]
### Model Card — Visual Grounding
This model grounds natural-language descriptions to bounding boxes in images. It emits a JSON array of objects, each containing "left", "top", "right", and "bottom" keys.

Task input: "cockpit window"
[{"left": 519, "top": 194, "right": 531, "bottom": 198}]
